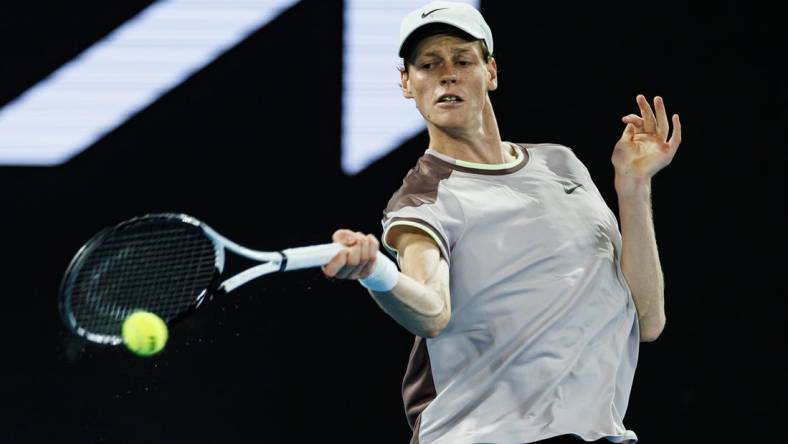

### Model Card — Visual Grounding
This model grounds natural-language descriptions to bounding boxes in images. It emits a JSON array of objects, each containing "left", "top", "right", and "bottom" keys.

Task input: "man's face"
[{"left": 400, "top": 34, "right": 497, "bottom": 132}]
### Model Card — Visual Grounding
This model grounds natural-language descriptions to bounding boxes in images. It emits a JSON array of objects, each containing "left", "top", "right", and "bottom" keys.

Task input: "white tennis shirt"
[{"left": 381, "top": 143, "right": 640, "bottom": 444}]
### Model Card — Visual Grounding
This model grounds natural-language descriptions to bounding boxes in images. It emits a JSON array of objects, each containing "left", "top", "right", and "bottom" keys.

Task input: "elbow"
[
  {"left": 424, "top": 330, "right": 441, "bottom": 338},
  {"left": 424, "top": 308, "right": 451, "bottom": 338},
  {"left": 424, "top": 325, "right": 445, "bottom": 338},
  {"left": 639, "top": 316, "right": 666, "bottom": 342}
]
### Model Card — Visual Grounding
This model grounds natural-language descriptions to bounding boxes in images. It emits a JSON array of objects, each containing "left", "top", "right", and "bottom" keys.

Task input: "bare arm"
[
  {"left": 369, "top": 228, "right": 450, "bottom": 338},
  {"left": 322, "top": 227, "right": 450, "bottom": 338},
  {"left": 617, "top": 182, "right": 666, "bottom": 342},
  {"left": 613, "top": 94, "right": 682, "bottom": 342}
]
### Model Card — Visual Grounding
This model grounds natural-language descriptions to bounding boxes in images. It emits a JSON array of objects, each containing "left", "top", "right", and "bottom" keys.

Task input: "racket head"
[{"left": 58, "top": 213, "right": 224, "bottom": 345}]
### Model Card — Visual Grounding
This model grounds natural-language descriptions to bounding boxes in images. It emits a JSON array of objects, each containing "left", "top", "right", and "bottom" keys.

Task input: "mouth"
[{"left": 436, "top": 94, "right": 464, "bottom": 105}]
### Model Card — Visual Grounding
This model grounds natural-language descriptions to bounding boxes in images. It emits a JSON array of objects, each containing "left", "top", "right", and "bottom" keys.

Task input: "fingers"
[
  {"left": 668, "top": 114, "right": 682, "bottom": 153},
  {"left": 348, "top": 234, "right": 373, "bottom": 280},
  {"left": 321, "top": 248, "right": 347, "bottom": 278},
  {"left": 621, "top": 114, "right": 644, "bottom": 131},
  {"left": 337, "top": 233, "right": 363, "bottom": 279},
  {"left": 354, "top": 235, "right": 379, "bottom": 279},
  {"left": 323, "top": 229, "right": 359, "bottom": 277},
  {"left": 654, "top": 96, "right": 670, "bottom": 141},
  {"left": 620, "top": 122, "right": 637, "bottom": 141},
  {"left": 636, "top": 94, "right": 658, "bottom": 134},
  {"left": 332, "top": 229, "right": 357, "bottom": 246},
  {"left": 322, "top": 231, "right": 380, "bottom": 281}
]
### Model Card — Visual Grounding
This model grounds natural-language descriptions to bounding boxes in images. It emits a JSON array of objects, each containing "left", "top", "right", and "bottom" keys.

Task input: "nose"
[
  {"left": 440, "top": 75, "right": 457, "bottom": 85},
  {"left": 440, "top": 64, "right": 458, "bottom": 85}
]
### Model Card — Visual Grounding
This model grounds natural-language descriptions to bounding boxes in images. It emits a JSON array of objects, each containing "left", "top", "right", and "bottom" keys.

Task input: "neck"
[{"left": 426, "top": 95, "right": 513, "bottom": 164}]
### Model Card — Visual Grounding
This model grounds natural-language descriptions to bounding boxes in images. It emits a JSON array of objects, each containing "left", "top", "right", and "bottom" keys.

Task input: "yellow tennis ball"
[{"left": 122, "top": 311, "right": 168, "bottom": 357}]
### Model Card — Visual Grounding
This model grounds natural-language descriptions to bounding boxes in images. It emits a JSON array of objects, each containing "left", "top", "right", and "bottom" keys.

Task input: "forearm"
[
  {"left": 368, "top": 273, "right": 449, "bottom": 338},
  {"left": 616, "top": 177, "right": 666, "bottom": 341}
]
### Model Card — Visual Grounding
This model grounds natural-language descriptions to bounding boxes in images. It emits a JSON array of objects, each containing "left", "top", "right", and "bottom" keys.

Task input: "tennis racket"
[{"left": 59, "top": 213, "right": 343, "bottom": 346}]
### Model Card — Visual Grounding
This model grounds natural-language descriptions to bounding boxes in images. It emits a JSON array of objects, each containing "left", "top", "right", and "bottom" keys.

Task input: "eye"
[
  {"left": 457, "top": 60, "right": 471, "bottom": 66},
  {"left": 420, "top": 63, "right": 434, "bottom": 70}
]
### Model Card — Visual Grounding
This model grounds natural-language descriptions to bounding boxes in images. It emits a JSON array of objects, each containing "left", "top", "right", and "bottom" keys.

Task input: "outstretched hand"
[{"left": 613, "top": 95, "right": 682, "bottom": 196}]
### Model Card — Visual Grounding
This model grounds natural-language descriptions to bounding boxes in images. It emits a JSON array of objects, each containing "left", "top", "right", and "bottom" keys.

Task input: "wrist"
[
  {"left": 615, "top": 175, "right": 652, "bottom": 199},
  {"left": 359, "top": 251, "right": 400, "bottom": 292}
]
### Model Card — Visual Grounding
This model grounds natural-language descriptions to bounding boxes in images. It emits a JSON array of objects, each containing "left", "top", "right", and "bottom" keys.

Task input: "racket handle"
[{"left": 281, "top": 242, "right": 344, "bottom": 271}]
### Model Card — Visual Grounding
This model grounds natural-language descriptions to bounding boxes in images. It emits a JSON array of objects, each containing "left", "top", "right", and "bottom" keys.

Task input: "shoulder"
[
  {"left": 514, "top": 142, "right": 585, "bottom": 166},
  {"left": 383, "top": 154, "right": 455, "bottom": 216},
  {"left": 511, "top": 142, "right": 594, "bottom": 181},
  {"left": 513, "top": 142, "right": 576, "bottom": 155}
]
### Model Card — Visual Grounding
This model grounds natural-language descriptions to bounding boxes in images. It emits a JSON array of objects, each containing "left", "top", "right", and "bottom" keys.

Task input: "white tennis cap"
[{"left": 398, "top": 1, "right": 493, "bottom": 58}]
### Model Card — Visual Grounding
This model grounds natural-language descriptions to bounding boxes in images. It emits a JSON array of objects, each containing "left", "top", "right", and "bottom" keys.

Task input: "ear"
[
  {"left": 486, "top": 57, "right": 498, "bottom": 92},
  {"left": 400, "top": 69, "right": 414, "bottom": 99}
]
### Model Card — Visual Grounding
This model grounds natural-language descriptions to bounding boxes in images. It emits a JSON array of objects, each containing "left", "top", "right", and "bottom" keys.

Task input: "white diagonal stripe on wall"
[{"left": 0, "top": 0, "right": 299, "bottom": 165}]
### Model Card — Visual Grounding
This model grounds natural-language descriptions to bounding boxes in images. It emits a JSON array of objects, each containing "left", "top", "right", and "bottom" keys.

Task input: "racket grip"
[{"left": 281, "top": 243, "right": 344, "bottom": 271}]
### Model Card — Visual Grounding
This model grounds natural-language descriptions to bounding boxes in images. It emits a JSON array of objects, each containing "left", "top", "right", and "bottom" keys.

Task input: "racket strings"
[
  {"left": 79, "top": 240, "right": 213, "bottom": 299},
  {"left": 66, "top": 219, "right": 218, "bottom": 337}
]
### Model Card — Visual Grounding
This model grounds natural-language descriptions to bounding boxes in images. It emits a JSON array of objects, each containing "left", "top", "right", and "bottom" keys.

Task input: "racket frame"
[{"left": 58, "top": 213, "right": 343, "bottom": 346}]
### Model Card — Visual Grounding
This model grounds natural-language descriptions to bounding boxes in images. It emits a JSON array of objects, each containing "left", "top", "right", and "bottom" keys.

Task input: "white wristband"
[{"left": 359, "top": 251, "right": 400, "bottom": 292}]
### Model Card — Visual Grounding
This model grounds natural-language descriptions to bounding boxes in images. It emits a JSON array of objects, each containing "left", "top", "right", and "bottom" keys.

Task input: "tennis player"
[{"left": 322, "top": 2, "right": 681, "bottom": 443}]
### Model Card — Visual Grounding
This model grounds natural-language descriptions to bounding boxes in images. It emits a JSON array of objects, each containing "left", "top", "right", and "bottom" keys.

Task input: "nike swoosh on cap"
[{"left": 421, "top": 8, "right": 448, "bottom": 19}]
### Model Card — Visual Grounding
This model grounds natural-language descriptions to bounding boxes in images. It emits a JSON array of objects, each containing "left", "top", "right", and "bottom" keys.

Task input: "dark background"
[{"left": 1, "top": 1, "right": 782, "bottom": 443}]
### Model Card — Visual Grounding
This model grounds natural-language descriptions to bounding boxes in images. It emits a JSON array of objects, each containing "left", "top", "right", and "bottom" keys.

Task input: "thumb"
[
  {"left": 332, "top": 229, "right": 357, "bottom": 245},
  {"left": 621, "top": 123, "right": 636, "bottom": 141}
]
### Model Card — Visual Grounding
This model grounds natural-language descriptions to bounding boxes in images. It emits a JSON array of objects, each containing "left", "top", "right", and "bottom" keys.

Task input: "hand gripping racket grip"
[{"left": 281, "top": 243, "right": 345, "bottom": 271}]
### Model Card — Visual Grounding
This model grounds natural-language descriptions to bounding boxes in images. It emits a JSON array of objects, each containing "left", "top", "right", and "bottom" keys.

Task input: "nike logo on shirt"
[
  {"left": 564, "top": 182, "right": 584, "bottom": 194},
  {"left": 422, "top": 8, "right": 448, "bottom": 18}
]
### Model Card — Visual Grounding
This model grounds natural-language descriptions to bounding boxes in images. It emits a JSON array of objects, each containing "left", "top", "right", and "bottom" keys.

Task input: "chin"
[{"left": 430, "top": 116, "right": 473, "bottom": 132}]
